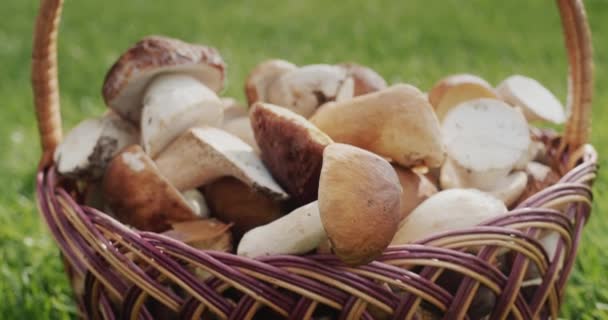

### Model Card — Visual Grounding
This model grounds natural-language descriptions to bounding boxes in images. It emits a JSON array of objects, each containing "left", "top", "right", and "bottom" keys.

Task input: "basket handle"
[{"left": 31, "top": 0, "right": 593, "bottom": 166}]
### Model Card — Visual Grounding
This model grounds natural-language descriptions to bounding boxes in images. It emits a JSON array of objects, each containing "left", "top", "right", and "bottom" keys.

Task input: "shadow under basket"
[{"left": 32, "top": 0, "right": 597, "bottom": 319}]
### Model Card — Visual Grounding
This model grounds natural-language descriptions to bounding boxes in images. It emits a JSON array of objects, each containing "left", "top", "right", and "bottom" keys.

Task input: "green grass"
[{"left": 0, "top": 0, "right": 606, "bottom": 318}]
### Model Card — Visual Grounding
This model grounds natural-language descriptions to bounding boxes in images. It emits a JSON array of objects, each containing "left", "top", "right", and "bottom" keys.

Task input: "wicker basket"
[{"left": 31, "top": 0, "right": 597, "bottom": 319}]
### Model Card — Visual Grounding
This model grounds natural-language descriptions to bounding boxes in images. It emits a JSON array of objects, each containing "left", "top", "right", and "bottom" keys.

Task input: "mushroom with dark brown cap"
[
  {"left": 250, "top": 102, "right": 333, "bottom": 205},
  {"left": 103, "top": 145, "right": 198, "bottom": 232},
  {"left": 154, "top": 127, "right": 288, "bottom": 200},
  {"left": 319, "top": 143, "right": 402, "bottom": 266}
]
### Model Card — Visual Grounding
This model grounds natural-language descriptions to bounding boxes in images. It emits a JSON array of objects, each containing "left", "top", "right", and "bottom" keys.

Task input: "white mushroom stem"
[
  {"left": 487, "top": 171, "right": 528, "bottom": 207},
  {"left": 155, "top": 127, "right": 288, "bottom": 199},
  {"left": 54, "top": 112, "right": 139, "bottom": 179},
  {"left": 182, "top": 189, "right": 210, "bottom": 218},
  {"left": 441, "top": 98, "right": 531, "bottom": 190},
  {"left": 141, "top": 73, "right": 224, "bottom": 158},
  {"left": 391, "top": 189, "right": 508, "bottom": 245},
  {"left": 497, "top": 75, "right": 566, "bottom": 124},
  {"left": 237, "top": 201, "right": 323, "bottom": 258}
]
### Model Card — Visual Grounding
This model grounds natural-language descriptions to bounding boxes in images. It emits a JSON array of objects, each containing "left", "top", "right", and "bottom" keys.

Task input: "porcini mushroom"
[
  {"left": 338, "top": 63, "right": 387, "bottom": 96},
  {"left": 319, "top": 143, "right": 402, "bottom": 265},
  {"left": 102, "top": 36, "right": 225, "bottom": 124},
  {"left": 250, "top": 102, "right": 333, "bottom": 205},
  {"left": 441, "top": 98, "right": 531, "bottom": 190},
  {"left": 245, "top": 59, "right": 297, "bottom": 105},
  {"left": 310, "top": 84, "right": 445, "bottom": 168},
  {"left": 391, "top": 189, "right": 508, "bottom": 245},
  {"left": 497, "top": 75, "right": 566, "bottom": 124},
  {"left": 428, "top": 74, "right": 498, "bottom": 121},
  {"left": 394, "top": 166, "right": 438, "bottom": 221},
  {"left": 54, "top": 111, "right": 139, "bottom": 179},
  {"left": 163, "top": 219, "right": 232, "bottom": 252},
  {"left": 204, "top": 177, "right": 283, "bottom": 238},
  {"left": 237, "top": 201, "right": 323, "bottom": 257},
  {"left": 103, "top": 145, "right": 197, "bottom": 232},
  {"left": 266, "top": 64, "right": 354, "bottom": 117},
  {"left": 154, "top": 127, "right": 288, "bottom": 199},
  {"left": 141, "top": 73, "right": 224, "bottom": 157}
]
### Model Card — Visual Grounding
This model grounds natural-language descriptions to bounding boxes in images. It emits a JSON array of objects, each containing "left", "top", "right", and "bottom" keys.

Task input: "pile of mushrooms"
[{"left": 55, "top": 34, "right": 566, "bottom": 280}]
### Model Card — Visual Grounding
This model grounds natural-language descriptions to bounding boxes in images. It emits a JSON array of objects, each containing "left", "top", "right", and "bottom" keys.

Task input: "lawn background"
[{"left": 1, "top": 0, "right": 606, "bottom": 319}]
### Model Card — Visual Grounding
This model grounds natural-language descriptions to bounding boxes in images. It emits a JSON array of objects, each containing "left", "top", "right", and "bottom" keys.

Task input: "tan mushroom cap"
[
  {"left": 428, "top": 74, "right": 497, "bottom": 120},
  {"left": 338, "top": 63, "right": 387, "bottom": 96},
  {"left": 251, "top": 102, "right": 333, "bottom": 205},
  {"left": 103, "top": 145, "right": 197, "bottom": 232},
  {"left": 155, "top": 126, "right": 288, "bottom": 200},
  {"left": 319, "top": 143, "right": 402, "bottom": 266},
  {"left": 310, "top": 84, "right": 446, "bottom": 168},
  {"left": 163, "top": 219, "right": 233, "bottom": 252},
  {"left": 102, "top": 36, "right": 225, "bottom": 124},
  {"left": 204, "top": 177, "right": 283, "bottom": 238},
  {"left": 245, "top": 59, "right": 298, "bottom": 105}
]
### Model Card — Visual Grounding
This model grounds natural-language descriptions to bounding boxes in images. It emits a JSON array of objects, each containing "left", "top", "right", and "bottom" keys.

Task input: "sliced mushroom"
[
  {"left": 250, "top": 102, "right": 333, "bottom": 205},
  {"left": 102, "top": 36, "right": 225, "bottom": 124},
  {"left": 441, "top": 98, "right": 531, "bottom": 190},
  {"left": 182, "top": 189, "right": 210, "bottom": 218},
  {"left": 267, "top": 64, "right": 354, "bottom": 117},
  {"left": 394, "top": 166, "right": 438, "bottom": 221},
  {"left": 440, "top": 158, "right": 528, "bottom": 207},
  {"left": 391, "top": 189, "right": 508, "bottom": 245},
  {"left": 103, "top": 145, "right": 197, "bottom": 232},
  {"left": 162, "top": 219, "right": 232, "bottom": 252},
  {"left": 338, "top": 63, "right": 387, "bottom": 96},
  {"left": 154, "top": 127, "right": 288, "bottom": 199},
  {"left": 245, "top": 59, "right": 298, "bottom": 105},
  {"left": 319, "top": 144, "right": 402, "bottom": 266},
  {"left": 54, "top": 111, "right": 139, "bottom": 180},
  {"left": 310, "top": 84, "right": 445, "bottom": 168},
  {"left": 204, "top": 177, "right": 283, "bottom": 238},
  {"left": 497, "top": 75, "right": 566, "bottom": 124},
  {"left": 428, "top": 74, "right": 497, "bottom": 121},
  {"left": 141, "top": 73, "right": 224, "bottom": 157},
  {"left": 237, "top": 201, "right": 323, "bottom": 258}
]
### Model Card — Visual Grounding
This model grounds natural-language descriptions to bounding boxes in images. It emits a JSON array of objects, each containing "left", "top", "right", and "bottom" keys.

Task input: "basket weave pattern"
[{"left": 31, "top": 0, "right": 596, "bottom": 319}]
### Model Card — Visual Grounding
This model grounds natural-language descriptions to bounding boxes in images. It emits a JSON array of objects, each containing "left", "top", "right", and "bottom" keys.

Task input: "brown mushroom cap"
[
  {"left": 310, "top": 84, "right": 445, "bottom": 168},
  {"left": 245, "top": 59, "right": 297, "bottom": 106},
  {"left": 338, "top": 63, "right": 387, "bottom": 96},
  {"left": 102, "top": 36, "right": 225, "bottom": 124},
  {"left": 103, "top": 145, "right": 197, "bottom": 232},
  {"left": 319, "top": 143, "right": 402, "bottom": 266},
  {"left": 250, "top": 102, "right": 333, "bottom": 205},
  {"left": 204, "top": 177, "right": 283, "bottom": 239},
  {"left": 394, "top": 166, "right": 438, "bottom": 221}
]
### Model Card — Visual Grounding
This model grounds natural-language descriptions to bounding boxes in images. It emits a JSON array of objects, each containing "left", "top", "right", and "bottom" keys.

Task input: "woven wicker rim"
[{"left": 31, "top": 0, "right": 596, "bottom": 319}]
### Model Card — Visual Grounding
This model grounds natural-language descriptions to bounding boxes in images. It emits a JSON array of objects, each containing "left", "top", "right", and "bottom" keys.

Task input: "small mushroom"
[
  {"left": 497, "top": 75, "right": 566, "bottom": 124},
  {"left": 204, "top": 177, "right": 283, "bottom": 238},
  {"left": 428, "top": 74, "right": 498, "bottom": 121},
  {"left": 441, "top": 98, "right": 531, "bottom": 190},
  {"left": 103, "top": 145, "right": 197, "bottom": 232},
  {"left": 102, "top": 36, "right": 225, "bottom": 124},
  {"left": 391, "top": 189, "right": 507, "bottom": 245},
  {"left": 319, "top": 143, "right": 402, "bottom": 266},
  {"left": 440, "top": 159, "right": 528, "bottom": 207},
  {"left": 310, "top": 84, "right": 445, "bottom": 168},
  {"left": 141, "top": 73, "right": 224, "bottom": 157},
  {"left": 182, "top": 189, "right": 210, "bottom": 218},
  {"left": 154, "top": 127, "right": 288, "bottom": 199},
  {"left": 162, "top": 219, "right": 232, "bottom": 252},
  {"left": 338, "top": 63, "right": 387, "bottom": 96},
  {"left": 54, "top": 111, "right": 139, "bottom": 180},
  {"left": 245, "top": 59, "right": 298, "bottom": 105},
  {"left": 237, "top": 201, "right": 323, "bottom": 257},
  {"left": 394, "top": 166, "right": 438, "bottom": 221},
  {"left": 250, "top": 102, "right": 333, "bottom": 205},
  {"left": 266, "top": 64, "right": 354, "bottom": 117}
]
